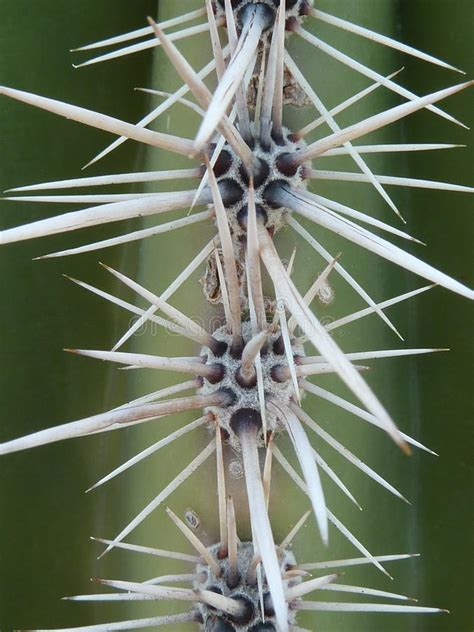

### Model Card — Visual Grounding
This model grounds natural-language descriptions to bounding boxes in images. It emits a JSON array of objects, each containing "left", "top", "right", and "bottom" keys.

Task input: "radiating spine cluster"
[{"left": 0, "top": 2, "right": 472, "bottom": 630}]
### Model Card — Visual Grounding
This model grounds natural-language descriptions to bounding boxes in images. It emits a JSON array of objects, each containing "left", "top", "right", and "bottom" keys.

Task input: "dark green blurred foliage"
[{"left": 0, "top": 1, "right": 156, "bottom": 628}]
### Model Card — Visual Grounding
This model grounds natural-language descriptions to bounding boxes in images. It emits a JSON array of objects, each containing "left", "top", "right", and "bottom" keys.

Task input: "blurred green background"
[{"left": 0, "top": 1, "right": 472, "bottom": 631}]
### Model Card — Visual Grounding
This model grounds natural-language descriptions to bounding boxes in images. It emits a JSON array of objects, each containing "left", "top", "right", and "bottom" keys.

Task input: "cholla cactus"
[
  {"left": 30, "top": 501, "right": 445, "bottom": 631},
  {"left": 0, "top": 2, "right": 472, "bottom": 631},
  {"left": 0, "top": 264, "right": 446, "bottom": 629},
  {"left": 16, "top": 415, "right": 447, "bottom": 631},
  {"left": 0, "top": 24, "right": 471, "bottom": 457}
]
